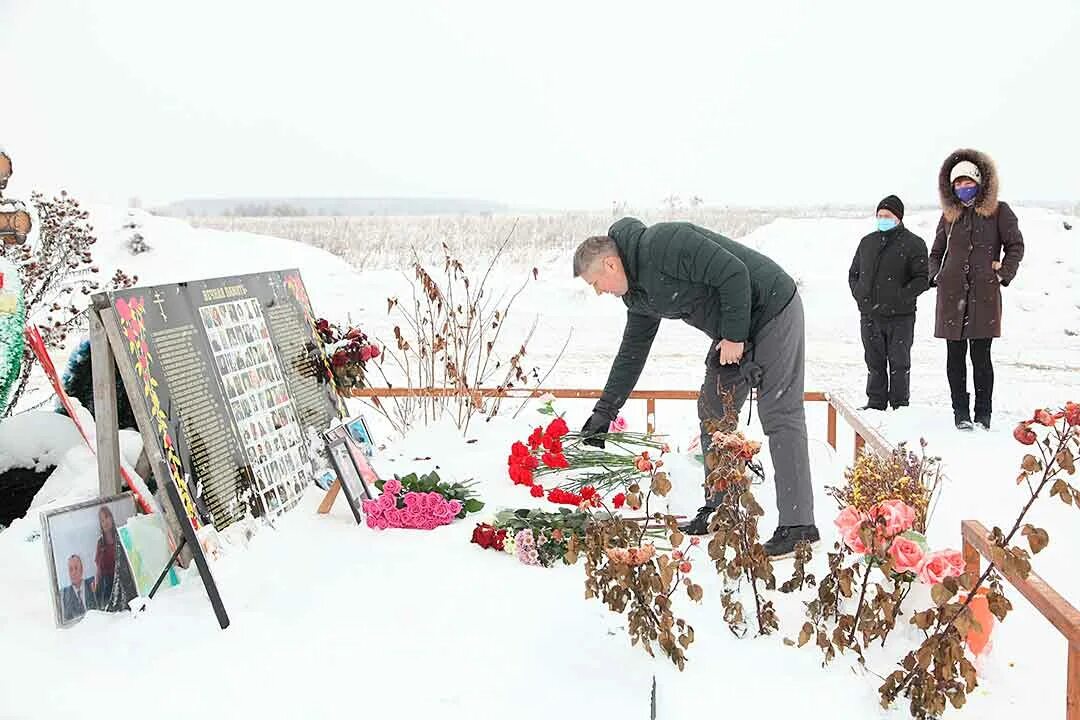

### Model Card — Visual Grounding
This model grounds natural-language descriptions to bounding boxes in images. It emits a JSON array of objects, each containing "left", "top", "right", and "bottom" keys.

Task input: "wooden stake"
[{"left": 89, "top": 310, "right": 122, "bottom": 497}]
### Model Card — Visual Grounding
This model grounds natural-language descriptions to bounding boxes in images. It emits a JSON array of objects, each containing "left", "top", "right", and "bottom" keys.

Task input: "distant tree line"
[{"left": 225, "top": 203, "right": 309, "bottom": 217}]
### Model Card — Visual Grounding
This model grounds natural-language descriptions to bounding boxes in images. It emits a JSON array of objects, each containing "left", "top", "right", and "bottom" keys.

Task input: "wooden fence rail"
[
  {"left": 346, "top": 387, "right": 888, "bottom": 461},
  {"left": 962, "top": 520, "right": 1080, "bottom": 719}
]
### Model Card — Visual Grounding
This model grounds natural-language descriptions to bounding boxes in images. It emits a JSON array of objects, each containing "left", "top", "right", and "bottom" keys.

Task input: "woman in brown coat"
[{"left": 929, "top": 148, "right": 1025, "bottom": 431}]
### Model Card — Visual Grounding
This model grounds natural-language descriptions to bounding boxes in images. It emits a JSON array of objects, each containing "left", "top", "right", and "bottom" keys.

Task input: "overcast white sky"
[{"left": 2, "top": 0, "right": 1078, "bottom": 210}]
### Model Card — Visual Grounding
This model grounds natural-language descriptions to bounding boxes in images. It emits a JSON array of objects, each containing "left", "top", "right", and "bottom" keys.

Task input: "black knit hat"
[{"left": 876, "top": 195, "right": 904, "bottom": 221}]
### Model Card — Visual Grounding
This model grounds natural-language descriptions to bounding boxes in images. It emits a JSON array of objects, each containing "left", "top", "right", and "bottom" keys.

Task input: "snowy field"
[{"left": 1, "top": 205, "right": 1078, "bottom": 719}]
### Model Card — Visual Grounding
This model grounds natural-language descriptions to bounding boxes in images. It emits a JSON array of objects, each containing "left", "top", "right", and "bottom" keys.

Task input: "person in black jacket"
[
  {"left": 848, "top": 195, "right": 930, "bottom": 411},
  {"left": 573, "top": 217, "right": 818, "bottom": 557}
]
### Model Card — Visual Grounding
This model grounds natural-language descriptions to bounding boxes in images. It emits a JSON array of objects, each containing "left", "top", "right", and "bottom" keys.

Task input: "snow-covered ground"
[{"left": 1, "top": 206, "right": 1078, "bottom": 719}]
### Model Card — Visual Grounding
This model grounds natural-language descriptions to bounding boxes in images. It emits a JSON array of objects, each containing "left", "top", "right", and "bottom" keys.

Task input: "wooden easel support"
[
  {"left": 89, "top": 310, "right": 122, "bottom": 497},
  {"left": 317, "top": 479, "right": 343, "bottom": 515}
]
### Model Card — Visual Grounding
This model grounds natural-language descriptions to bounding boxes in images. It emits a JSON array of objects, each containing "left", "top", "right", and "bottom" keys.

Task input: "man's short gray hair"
[{"left": 572, "top": 235, "right": 618, "bottom": 278}]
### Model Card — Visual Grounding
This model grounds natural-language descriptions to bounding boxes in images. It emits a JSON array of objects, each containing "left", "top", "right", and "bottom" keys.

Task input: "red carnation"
[
  {"left": 493, "top": 529, "right": 507, "bottom": 551},
  {"left": 547, "top": 488, "right": 583, "bottom": 506},
  {"left": 541, "top": 435, "right": 563, "bottom": 454},
  {"left": 530, "top": 484, "right": 545, "bottom": 498},
  {"left": 523, "top": 454, "right": 540, "bottom": 471},
  {"left": 369, "top": 345, "right": 380, "bottom": 359},
  {"left": 508, "top": 464, "right": 534, "bottom": 486},
  {"left": 613, "top": 493, "right": 626, "bottom": 509},
  {"left": 580, "top": 486, "right": 597, "bottom": 501},
  {"left": 527, "top": 427, "right": 544, "bottom": 451},
  {"left": 545, "top": 417, "right": 569, "bottom": 440},
  {"left": 541, "top": 452, "right": 569, "bottom": 469},
  {"left": 511, "top": 441, "right": 531, "bottom": 460}
]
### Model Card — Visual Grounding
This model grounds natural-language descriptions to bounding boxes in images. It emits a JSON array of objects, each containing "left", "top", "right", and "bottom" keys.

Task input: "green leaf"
[
  {"left": 901, "top": 530, "right": 929, "bottom": 550},
  {"left": 374, "top": 480, "right": 385, "bottom": 491},
  {"left": 464, "top": 499, "right": 485, "bottom": 513}
]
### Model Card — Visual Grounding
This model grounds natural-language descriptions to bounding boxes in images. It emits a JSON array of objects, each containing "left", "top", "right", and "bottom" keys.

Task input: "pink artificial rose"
[
  {"left": 373, "top": 516, "right": 389, "bottom": 530},
  {"left": 383, "top": 478, "right": 403, "bottom": 495},
  {"left": 918, "top": 549, "right": 965, "bottom": 585},
  {"left": 448, "top": 500, "right": 462, "bottom": 516},
  {"left": 842, "top": 529, "right": 868, "bottom": 555},
  {"left": 361, "top": 499, "right": 378, "bottom": 516},
  {"left": 869, "top": 500, "right": 917, "bottom": 537},
  {"left": 365, "top": 515, "right": 379, "bottom": 529},
  {"left": 377, "top": 492, "right": 395, "bottom": 511},
  {"left": 868, "top": 500, "right": 911, "bottom": 539},
  {"left": 402, "top": 493, "right": 420, "bottom": 509},
  {"left": 887, "top": 536, "right": 925, "bottom": 574},
  {"left": 834, "top": 506, "right": 865, "bottom": 539},
  {"left": 609, "top": 416, "right": 628, "bottom": 433},
  {"left": 940, "top": 548, "right": 965, "bottom": 576}
]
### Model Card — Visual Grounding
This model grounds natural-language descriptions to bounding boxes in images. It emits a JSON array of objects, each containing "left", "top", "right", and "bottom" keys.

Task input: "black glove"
[{"left": 581, "top": 411, "right": 613, "bottom": 448}]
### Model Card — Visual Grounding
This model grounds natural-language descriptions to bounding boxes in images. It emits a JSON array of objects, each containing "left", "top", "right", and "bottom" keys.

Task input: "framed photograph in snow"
[
  {"left": 322, "top": 425, "right": 377, "bottom": 524},
  {"left": 41, "top": 493, "right": 139, "bottom": 628},
  {"left": 344, "top": 414, "right": 376, "bottom": 457}
]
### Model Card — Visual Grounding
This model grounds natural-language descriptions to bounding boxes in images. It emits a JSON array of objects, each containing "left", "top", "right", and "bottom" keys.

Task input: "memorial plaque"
[{"left": 101, "top": 270, "right": 343, "bottom": 531}]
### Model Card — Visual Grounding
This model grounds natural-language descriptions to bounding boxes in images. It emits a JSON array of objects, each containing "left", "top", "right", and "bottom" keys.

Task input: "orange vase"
[{"left": 958, "top": 587, "right": 995, "bottom": 656}]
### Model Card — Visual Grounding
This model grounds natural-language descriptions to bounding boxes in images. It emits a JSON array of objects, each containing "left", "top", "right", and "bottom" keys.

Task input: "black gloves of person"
[{"left": 581, "top": 410, "right": 613, "bottom": 448}]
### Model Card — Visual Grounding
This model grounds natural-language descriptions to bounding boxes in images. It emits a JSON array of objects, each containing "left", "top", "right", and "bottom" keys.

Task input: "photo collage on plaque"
[{"left": 199, "top": 298, "right": 310, "bottom": 516}]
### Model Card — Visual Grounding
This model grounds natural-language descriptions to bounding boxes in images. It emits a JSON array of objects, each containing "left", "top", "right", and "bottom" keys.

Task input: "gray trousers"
[{"left": 698, "top": 291, "right": 815, "bottom": 527}]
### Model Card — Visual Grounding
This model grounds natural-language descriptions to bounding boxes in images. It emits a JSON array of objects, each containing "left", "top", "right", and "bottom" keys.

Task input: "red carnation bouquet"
[{"left": 507, "top": 411, "right": 668, "bottom": 509}]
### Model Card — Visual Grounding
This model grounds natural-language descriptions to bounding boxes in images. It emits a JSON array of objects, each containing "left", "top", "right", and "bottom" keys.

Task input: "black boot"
[
  {"left": 763, "top": 524, "right": 820, "bottom": 558},
  {"left": 952, "top": 390, "right": 972, "bottom": 431},
  {"left": 678, "top": 506, "right": 715, "bottom": 536}
]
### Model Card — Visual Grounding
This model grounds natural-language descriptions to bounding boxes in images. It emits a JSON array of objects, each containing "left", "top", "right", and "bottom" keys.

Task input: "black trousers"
[
  {"left": 860, "top": 313, "right": 915, "bottom": 409},
  {"left": 946, "top": 338, "right": 993, "bottom": 420}
]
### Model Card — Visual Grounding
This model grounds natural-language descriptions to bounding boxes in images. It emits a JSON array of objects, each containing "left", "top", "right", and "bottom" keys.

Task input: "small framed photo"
[
  {"left": 322, "top": 425, "right": 378, "bottom": 525},
  {"left": 41, "top": 493, "right": 139, "bottom": 628},
  {"left": 344, "top": 414, "right": 375, "bottom": 457}
]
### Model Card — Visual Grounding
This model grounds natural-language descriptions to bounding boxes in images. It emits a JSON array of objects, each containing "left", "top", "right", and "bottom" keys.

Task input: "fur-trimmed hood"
[{"left": 938, "top": 148, "right": 999, "bottom": 222}]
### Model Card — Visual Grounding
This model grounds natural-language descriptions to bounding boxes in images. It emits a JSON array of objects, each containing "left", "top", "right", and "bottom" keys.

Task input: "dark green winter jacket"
[{"left": 594, "top": 217, "right": 797, "bottom": 416}]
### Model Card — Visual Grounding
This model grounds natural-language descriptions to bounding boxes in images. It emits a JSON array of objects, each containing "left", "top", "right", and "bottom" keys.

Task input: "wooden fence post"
[{"left": 1068, "top": 641, "right": 1078, "bottom": 720}]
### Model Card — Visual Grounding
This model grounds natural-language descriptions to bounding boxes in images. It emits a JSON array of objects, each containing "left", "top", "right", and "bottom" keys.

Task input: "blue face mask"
[
  {"left": 955, "top": 185, "right": 979, "bottom": 203},
  {"left": 876, "top": 217, "right": 898, "bottom": 232}
]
